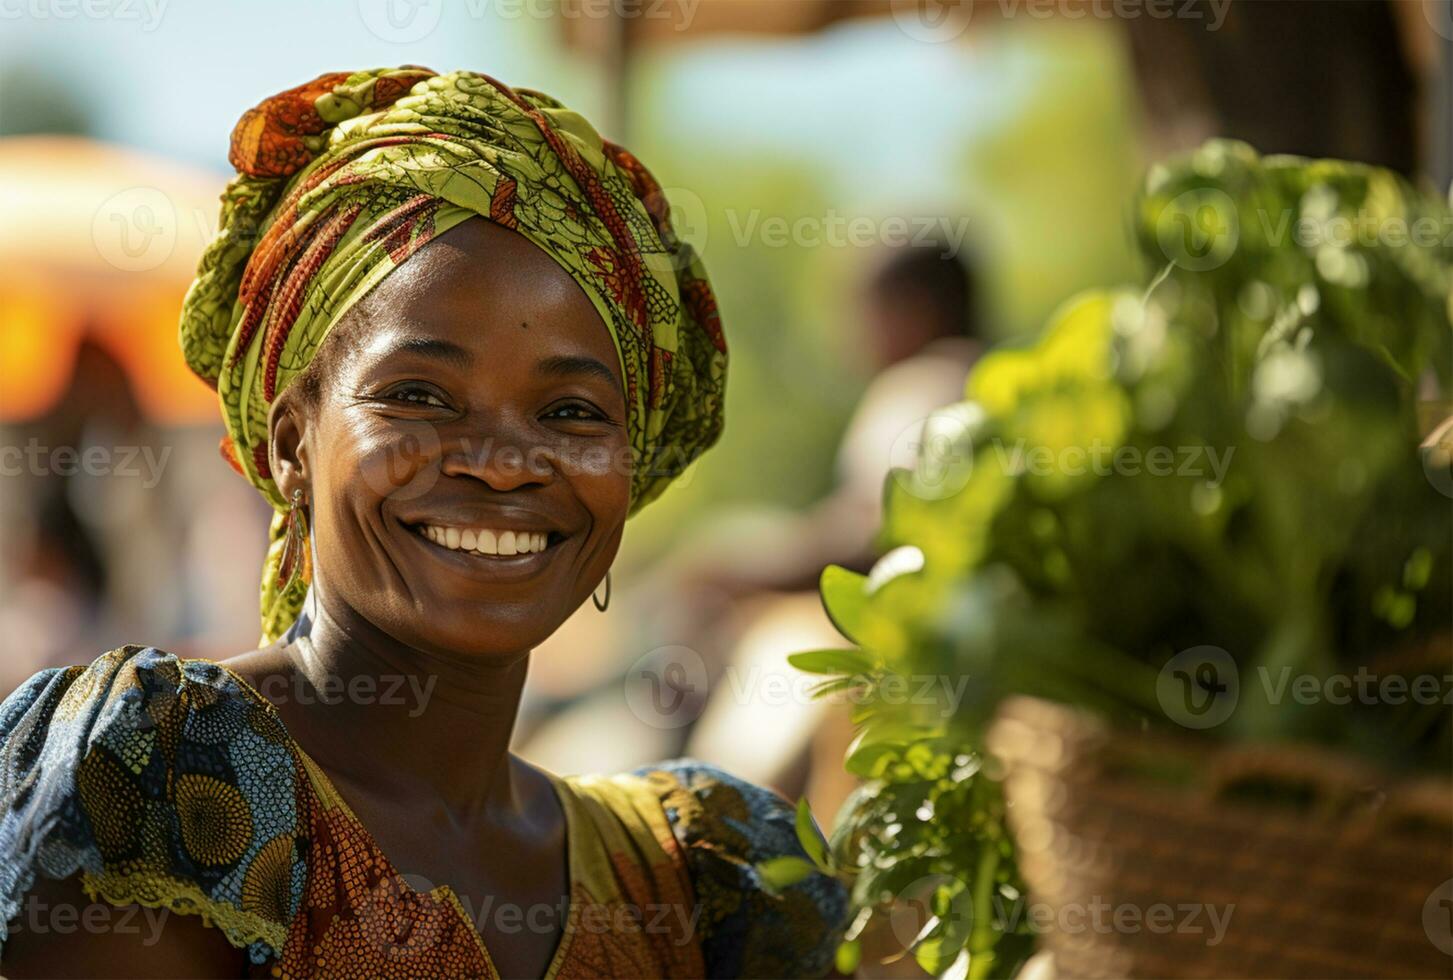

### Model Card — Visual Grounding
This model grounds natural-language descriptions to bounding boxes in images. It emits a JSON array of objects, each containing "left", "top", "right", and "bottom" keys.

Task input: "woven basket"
[{"left": 987, "top": 696, "right": 1453, "bottom": 979}]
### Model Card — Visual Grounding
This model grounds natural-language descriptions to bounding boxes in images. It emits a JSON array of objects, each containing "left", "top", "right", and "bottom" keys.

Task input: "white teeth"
[{"left": 416, "top": 525, "right": 550, "bottom": 557}]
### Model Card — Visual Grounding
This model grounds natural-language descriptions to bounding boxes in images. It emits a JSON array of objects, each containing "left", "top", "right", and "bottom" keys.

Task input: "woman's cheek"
[{"left": 351, "top": 420, "right": 446, "bottom": 504}]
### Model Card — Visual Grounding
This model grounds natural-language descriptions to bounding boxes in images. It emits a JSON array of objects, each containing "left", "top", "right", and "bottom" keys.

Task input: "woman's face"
[{"left": 276, "top": 217, "right": 631, "bottom": 659}]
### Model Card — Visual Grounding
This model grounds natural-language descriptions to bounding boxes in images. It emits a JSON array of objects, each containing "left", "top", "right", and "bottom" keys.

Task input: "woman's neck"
[{"left": 264, "top": 585, "right": 533, "bottom": 820}]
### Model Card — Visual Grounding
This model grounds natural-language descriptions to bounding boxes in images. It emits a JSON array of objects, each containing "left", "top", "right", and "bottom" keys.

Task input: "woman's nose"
[{"left": 437, "top": 420, "right": 556, "bottom": 492}]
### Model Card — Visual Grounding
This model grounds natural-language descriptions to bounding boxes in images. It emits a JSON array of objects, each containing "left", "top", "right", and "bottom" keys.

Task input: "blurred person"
[
  {"left": 0, "top": 339, "right": 148, "bottom": 690},
  {"left": 609, "top": 240, "right": 987, "bottom": 801},
  {"left": 0, "top": 67, "right": 846, "bottom": 979},
  {"left": 651, "top": 237, "right": 984, "bottom": 603}
]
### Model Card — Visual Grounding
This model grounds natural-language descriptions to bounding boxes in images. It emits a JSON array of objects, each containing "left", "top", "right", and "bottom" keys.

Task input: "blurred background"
[{"left": 0, "top": 0, "right": 1448, "bottom": 840}]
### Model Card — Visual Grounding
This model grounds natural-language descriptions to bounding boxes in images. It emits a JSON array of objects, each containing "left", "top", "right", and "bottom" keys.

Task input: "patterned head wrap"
[{"left": 179, "top": 67, "right": 727, "bottom": 642}]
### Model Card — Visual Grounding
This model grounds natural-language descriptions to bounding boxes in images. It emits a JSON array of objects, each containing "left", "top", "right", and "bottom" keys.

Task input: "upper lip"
[{"left": 397, "top": 507, "right": 566, "bottom": 535}]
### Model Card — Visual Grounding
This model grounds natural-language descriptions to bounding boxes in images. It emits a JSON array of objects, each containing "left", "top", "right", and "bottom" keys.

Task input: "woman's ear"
[{"left": 268, "top": 391, "right": 310, "bottom": 501}]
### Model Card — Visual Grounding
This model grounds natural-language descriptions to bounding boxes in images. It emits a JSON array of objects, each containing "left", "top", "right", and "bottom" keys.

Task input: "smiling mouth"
[{"left": 408, "top": 522, "right": 565, "bottom": 559}]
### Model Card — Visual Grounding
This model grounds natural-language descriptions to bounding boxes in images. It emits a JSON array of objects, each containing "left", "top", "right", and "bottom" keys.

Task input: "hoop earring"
[
  {"left": 592, "top": 570, "right": 611, "bottom": 612},
  {"left": 277, "top": 487, "right": 311, "bottom": 591}
]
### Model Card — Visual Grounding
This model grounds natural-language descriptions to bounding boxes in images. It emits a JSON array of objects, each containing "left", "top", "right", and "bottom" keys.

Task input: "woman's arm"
[{"left": 2, "top": 875, "right": 247, "bottom": 979}]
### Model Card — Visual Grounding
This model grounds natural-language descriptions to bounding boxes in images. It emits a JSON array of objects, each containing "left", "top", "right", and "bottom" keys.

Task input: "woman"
[{"left": 0, "top": 67, "right": 847, "bottom": 978}]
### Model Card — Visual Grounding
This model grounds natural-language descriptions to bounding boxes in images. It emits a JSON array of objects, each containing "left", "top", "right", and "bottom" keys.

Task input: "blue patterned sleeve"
[
  {"left": 0, "top": 646, "right": 305, "bottom": 964},
  {"left": 635, "top": 758, "right": 850, "bottom": 979}
]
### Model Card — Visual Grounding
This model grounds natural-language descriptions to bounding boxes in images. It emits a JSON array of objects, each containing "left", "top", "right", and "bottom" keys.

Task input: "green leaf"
[
  {"left": 915, "top": 935, "right": 957, "bottom": 976},
  {"left": 807, "top": 676, "right": 863, "bottom": 699},
  {"left": 819, "top": 565, "right": 869, "bottom": 643},
  {"left": 844, "top": 738, "right": 902, "bottom": 779},
  {"left": 794, "top": 798, "right": 830, "bottom": 872},
  {"left": 756, "top": 855, "right": 818, "bottom": 895},
  {"left": 788, "top": 647, "right": 875, "bottom": 676}
]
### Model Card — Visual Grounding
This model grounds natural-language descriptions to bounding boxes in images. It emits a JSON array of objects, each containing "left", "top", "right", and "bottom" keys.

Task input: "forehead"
[{"left": 336, "top": 217, "right": 619, "bottom": 373}]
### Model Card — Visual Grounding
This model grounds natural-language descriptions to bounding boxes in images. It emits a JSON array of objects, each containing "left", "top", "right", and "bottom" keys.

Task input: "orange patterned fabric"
[{"left": 271, "top": 753, "right": 708, "bottom": 979}]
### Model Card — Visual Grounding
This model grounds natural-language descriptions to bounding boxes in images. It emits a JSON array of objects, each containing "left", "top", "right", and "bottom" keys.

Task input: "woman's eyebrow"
[
  {"left": 536, "top": 354, "right": 620, "bottom": 387},
  {"left": 376, "top": 335, "right": 474, "bottom": 368}
]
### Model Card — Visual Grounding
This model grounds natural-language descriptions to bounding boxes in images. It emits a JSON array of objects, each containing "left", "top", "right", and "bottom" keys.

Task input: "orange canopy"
[{"left": 0, "top": 135, "right": 227, "bottom": 424}]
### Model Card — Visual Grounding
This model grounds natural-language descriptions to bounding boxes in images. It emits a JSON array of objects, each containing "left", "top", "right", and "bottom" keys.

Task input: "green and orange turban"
[{"left": 179, "top": 67, "right": 727, "bottom": 642}]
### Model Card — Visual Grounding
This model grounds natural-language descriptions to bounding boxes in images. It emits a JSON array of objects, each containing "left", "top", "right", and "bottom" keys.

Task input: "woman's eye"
[
  {"left": 384, "top": 386, "right": 449, "bottom": 408},
  {"left": 544, "top": 403, "right": 606, "bottom": 422}
]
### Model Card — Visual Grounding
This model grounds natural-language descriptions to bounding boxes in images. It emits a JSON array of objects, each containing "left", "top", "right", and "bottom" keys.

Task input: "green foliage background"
[{"left": 796, "top": 141, "right": 1453, "bottom": 978}]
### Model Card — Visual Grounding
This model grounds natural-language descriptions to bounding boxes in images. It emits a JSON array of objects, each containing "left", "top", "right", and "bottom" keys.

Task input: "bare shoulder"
[{"left": 2, "top": 875, "right": 248, "bottom": 979}]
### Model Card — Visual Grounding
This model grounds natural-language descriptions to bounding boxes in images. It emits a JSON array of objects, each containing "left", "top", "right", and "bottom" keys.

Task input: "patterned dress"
[{"left": 0, "top": 647, "right": 848, "bottom": 978}]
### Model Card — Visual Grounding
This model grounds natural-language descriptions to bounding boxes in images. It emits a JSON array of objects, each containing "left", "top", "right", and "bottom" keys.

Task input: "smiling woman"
[{"left": 0, "top": 68, "right": 845, "bottom": 979}]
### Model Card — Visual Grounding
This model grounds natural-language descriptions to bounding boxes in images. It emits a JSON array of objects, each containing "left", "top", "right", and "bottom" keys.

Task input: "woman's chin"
[{"left": 368, "top": 595, "right": 570, "bottom": 663}]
